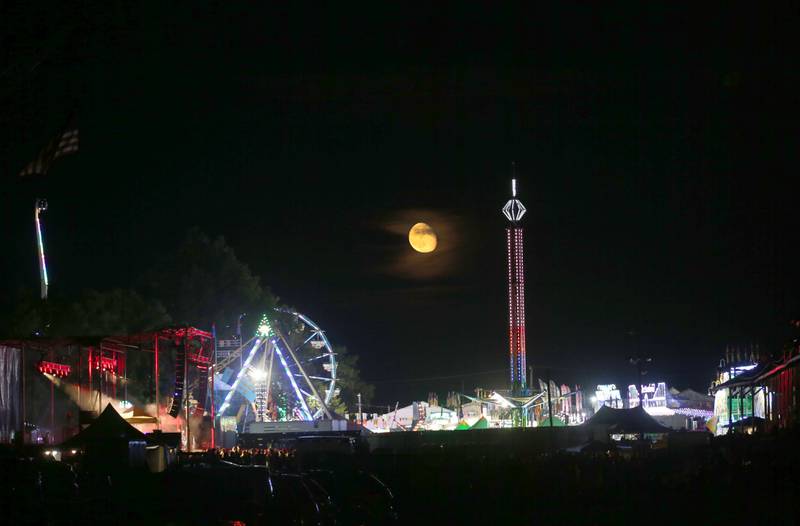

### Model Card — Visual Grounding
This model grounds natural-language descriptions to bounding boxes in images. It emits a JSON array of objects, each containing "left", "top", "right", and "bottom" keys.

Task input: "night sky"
[{"left": 2, "top": 5, "right": 798, "bottom": 404}]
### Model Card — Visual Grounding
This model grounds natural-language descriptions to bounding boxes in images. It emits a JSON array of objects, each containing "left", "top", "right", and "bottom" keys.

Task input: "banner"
[{"left": 0, "top": 347, "right": 22, "bottom": 443}]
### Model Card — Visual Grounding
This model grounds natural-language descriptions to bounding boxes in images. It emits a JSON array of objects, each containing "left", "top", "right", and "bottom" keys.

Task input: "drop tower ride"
[{"left": 502, "top": 172, "right": 527, "bottom": 395}]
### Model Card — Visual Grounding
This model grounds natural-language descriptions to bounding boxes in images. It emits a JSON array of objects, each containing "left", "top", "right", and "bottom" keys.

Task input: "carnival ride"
[
  {"left": 214, "top": 309, "right": 338, "bottom": 424},
  {"left": 1, "top": 307, "right": 339, "bottom": 448}
]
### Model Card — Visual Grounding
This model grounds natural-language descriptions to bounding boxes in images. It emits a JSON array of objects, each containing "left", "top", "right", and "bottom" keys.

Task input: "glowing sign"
[
  {"left": 594, "top": 384, "right": 622, "bottom": 409},
  {"left": 628, "top": 382, "right": 667, "bottom": 408}
]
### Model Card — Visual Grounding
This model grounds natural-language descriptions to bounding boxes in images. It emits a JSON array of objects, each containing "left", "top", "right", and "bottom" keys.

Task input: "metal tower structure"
[{"left": 502, "top": 171, "right": 527, "bottom": 394}]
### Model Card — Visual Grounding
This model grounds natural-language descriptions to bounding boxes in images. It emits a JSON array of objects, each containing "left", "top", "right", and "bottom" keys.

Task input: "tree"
[
  {"left": 0, "top": 287, "right": 170, "bottom": 338},
  {"left": 141, "top": 228, "right": 277, "bottom": 332},
  {"left": 0, "top": 287, "right": 44, "bottom": 338},
  {"left": 330, "top": 345, "right": 375, "bottom": 414},
  {"left": 0, "top": 288, "right": 171, "bottom": 431},
  {"left": 51, "top": 289, "right": 171, "bottom": 336},
  {"left": 299, "top": 346, "right": 374, "bottom": 417}
]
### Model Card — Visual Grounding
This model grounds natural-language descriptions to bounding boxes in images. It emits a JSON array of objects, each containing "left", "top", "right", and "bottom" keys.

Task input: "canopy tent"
[
  {"left": 470, "top": 416, "right": 489, "bottom": 429},
  {"left": 583, "top": 405, "right": 671, "bottom": 434},
  {"left": 455, "top": 419, "right": 471, "bottom": 430},
  {"left": 60, "top": 404, "right": 148, "bottom": 449}
]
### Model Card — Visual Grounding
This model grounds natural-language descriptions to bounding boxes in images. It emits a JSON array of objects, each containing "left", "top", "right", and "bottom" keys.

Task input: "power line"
[
  {"left": 366, "top": 362, "right": 619, "bottom": 385},
  {"left": 367, "top": 368, "right": 508, "bottom": 384}
]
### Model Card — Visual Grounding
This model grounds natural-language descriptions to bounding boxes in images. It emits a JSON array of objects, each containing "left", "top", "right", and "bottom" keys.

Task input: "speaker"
[
  {"left": 168, "top": 342, "right": 185, "bottom": 417},
  {"left": 194, "top": 364, "right": 208, "bottom": 416}
]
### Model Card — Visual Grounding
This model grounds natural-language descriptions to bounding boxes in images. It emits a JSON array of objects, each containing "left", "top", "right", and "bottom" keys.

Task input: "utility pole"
[
  {"left": 154, "top": 335, "right": 160, "bottom": 428},
  {"left": 50, "top": 349, "right": 54, "bottom": 443},
  {"left": 546, "top": 369, "right": 554, "bottom": 428},
  {"left": 184, "top": 335, "right": 191, "bottom": 451},
  {"left": 627, "top": 330, "right": 651, "bottom": 409},
  {"left": 528, "top": 366, "right": 533, "bottom": 393},
  {"left": 237, "top": 314, "right": 246, "bottom": 370},
  {"left": 357, "top": 393, "right": 362, "bottom": 425}
]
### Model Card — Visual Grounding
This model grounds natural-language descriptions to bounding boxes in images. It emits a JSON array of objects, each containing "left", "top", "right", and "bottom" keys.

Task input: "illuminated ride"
[
  {"left": 502, "top": 172, "right": 528, "bottom": 395},
  {"left": 35, "top": 198, "right": 49, "bottom": 300},
  {"left": 215, "top": 310, "right": 337, "bottom": 423}
]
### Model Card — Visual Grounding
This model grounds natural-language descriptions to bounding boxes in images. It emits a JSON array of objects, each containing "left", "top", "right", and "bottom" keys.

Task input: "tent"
[
  {"left": 470, "top": 416, "right": 489, "bottom": 430},
  {"left": 538, "top": 416, "right": 566, "bottom": 427},
  {"left": 583, "top": 405, "right": 671, "bottom": 434},
  {"left": 61, "top": 404, "right": 148, "bottom": 449},
  {"left": 455, "top": 419, "right": 471, "bottom": 430}
]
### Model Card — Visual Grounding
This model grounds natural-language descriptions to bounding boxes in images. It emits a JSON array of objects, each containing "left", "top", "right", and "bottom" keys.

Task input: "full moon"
[{"left": 408, "top": 222, "right": 438, "bottom": 253}]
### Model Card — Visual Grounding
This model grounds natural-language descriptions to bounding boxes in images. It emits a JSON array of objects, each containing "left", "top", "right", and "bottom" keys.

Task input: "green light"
[{"left": 257, "top": 315, "right": 272, "bottom": 337}]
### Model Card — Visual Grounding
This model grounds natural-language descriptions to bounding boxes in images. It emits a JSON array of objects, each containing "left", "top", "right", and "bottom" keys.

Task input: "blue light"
[
  {"left": 218, "top": 337, "right": 262, "bottom": 416},
  {"left": 272, "top": 338, "right": 312, "bottom": 420}
]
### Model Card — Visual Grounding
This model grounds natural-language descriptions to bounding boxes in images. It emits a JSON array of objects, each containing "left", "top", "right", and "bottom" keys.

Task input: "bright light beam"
[
  {"left": 217, "top": 337, "right": 263, "bottom": 416},
  {"left": 35, "top": 199, "right": 49, "bottom": 300},
  {"left": 272, "top": 338, "right": 312, "bottom": 420}
]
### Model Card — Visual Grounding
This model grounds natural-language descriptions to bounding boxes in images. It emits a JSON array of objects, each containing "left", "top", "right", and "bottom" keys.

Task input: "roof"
[
  {"left": 122, "top": 405, "right": 159, "bottom": 424},
  {"left": 711, "top": 351, "right": 800, "bottom": 392},
  {"left": 60, "top": 404, "right": 147, "bottom": 448},
  {"left": 0, "top": 326, "right": 213, "bottom": 351},
  {"left": 711, "top": 362, "right": 772, "bottom": 392},
  {"left": 722, "top": 415, "right": 765, "bottom": 428},
  {"left": 583, "top": 405, "right": 671, "bottom": 434}
]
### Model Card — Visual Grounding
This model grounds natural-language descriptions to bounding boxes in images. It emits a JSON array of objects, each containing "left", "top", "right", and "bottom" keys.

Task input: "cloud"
[{"left": 378, "top": 209, "right": 465, "bottom": 280}]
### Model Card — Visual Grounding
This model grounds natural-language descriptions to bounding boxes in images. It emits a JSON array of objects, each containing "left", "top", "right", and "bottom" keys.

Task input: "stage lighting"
[{"left": 37, "top": 360, "right": 71, "bottom": 377}]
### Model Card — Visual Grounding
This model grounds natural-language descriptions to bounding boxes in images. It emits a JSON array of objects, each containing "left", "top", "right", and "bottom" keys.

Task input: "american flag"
[{"left": 18, "top": 119, "right": 79, "bottom": 177}]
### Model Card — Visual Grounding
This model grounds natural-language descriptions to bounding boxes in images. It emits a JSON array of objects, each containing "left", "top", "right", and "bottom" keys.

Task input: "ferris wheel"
[{"left": 216, "top": 309, "right": 338, "bottom": 421}]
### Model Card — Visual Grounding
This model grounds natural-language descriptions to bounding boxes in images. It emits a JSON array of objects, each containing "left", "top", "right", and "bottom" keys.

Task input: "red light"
[
  {"left": 93, "top": 355, "right": 117, "bottom": 373},
  {"left": 37, "top": 360, "right": 71, "bottom": 377}
]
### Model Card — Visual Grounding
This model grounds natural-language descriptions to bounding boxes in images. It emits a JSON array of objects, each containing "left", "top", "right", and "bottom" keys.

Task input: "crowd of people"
[
  {"left": 368, "top": 428, "right": 800, "bottom": 524},
  {"left": 4, "top": 428, "right": 800, "bottom": 524},
  {"left": 212, "top": 446, "right": 298, "bottom": 470}
]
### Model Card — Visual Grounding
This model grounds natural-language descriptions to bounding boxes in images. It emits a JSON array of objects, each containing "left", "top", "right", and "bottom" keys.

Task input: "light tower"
[
  {"left": 34, "top": 198, "right": 49, "bottom": 300},
  {"left": 502, "top": 170, "right": 527, "bottom": 395}
]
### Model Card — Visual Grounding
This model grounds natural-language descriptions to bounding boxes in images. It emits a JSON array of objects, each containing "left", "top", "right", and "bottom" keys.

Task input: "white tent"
[{"left": 363, "top": 402, "right": 459, "bottom": 432}]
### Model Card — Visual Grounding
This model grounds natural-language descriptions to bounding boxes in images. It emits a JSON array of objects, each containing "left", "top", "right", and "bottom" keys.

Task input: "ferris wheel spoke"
[
  {"left": 251, "top": 309, "right": 337, "bottom": 421},
  {"left": 306, "top": 354, "right": 332, "bottom": 362},
  {"left": 298, "top": 332, "right": 317, "bottom": 348}
]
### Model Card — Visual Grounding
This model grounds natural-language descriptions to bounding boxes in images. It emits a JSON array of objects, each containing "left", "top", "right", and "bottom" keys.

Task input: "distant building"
[
  {"left": 596, "top": 381, "right": 715, "bottom": 431},
  {"left": 667, "top": 388, "right": 715, "bottom": 430},
  {"left": 710, "top": 342, "right": 799, "bottom": 434},
  {"left": 363, "top": 402, "right": 458, "bottom": 432}
]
